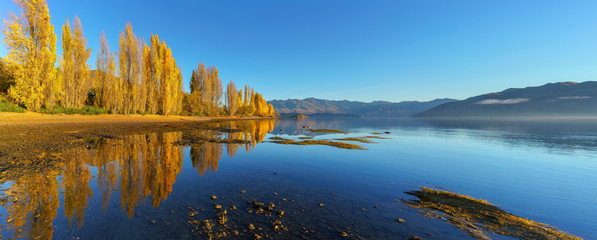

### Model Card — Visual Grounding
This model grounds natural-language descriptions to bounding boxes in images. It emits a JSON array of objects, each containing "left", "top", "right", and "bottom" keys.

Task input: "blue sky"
[{"left": 1, "top": 0, "right": 596, "bottom": 102}]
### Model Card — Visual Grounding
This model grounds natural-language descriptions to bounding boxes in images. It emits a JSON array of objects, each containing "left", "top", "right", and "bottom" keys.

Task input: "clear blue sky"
[{"left": 1, "top": 0, "right": 596, "bottom": 102}]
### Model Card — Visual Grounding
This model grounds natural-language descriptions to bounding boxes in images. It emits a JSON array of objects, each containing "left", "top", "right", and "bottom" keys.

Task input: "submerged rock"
[
  {"left": 187, "top": 211, "right": 198, "bottom": 217},
  {"left": 276, "top": 210, "right": 285, "bottom": 217},
  {"left": 403, "top": 187, "right": 581, "bottom": 240}
]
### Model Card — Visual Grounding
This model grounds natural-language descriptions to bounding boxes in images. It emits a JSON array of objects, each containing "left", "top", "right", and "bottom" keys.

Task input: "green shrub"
[
  {"left": 41, "top": 105, "right": 108, "bottom": 115},
  {"left": 81, "top": 106, "right": 108, "bottom": 115},
  {"left": 0, "top": 101, "right": 26, "bottom": 113}
]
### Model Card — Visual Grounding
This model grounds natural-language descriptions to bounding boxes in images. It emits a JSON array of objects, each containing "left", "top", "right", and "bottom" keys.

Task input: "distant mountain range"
[
  {"left": 268, "top": 98, "right": 456, "bottom": 117},
  {"left": 417, "top": 81, "right": 597, "bottom": 117}
]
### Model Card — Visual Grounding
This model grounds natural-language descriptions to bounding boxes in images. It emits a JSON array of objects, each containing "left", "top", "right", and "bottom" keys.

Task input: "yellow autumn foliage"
[{"left": 3, "top": 0, "right": 57, "bottom": 110}]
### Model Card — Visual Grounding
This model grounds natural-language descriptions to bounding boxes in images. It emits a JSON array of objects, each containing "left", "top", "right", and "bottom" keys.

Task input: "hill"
[
  {"left": 268, "top": 98, "right": 456, "bottom": 117},
  {"left": 416, "top": 81, "right": 597, "bottom": 117}
]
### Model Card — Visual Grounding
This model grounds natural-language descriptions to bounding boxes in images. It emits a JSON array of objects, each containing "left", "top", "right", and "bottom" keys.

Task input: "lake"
[{"left": 0, "top": 117, "right": 595, "bottom": 239}]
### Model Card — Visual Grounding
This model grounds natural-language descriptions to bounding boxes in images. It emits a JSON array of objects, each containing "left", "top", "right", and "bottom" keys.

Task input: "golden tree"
[
  {"left": 253, "top": 93, "right": 268, "bottom": 116},
  {"left": 118, "top": 22, "right": 142, "bottom": 115},
  {"left": 157, "top": 40, "right": 181, "bottom": 115},
  {"left": 226, "top": 80, "right": 238, "bottom": 116},
  {"left": 95, "top": 31, "right": 118, "bottom": 112},
  {"left": 236, "top": 88, "right": 243, "bottom": 110},
  {"left": 143, "top": 35, "right": 161, "bottom": 114},
  {"left": 187, "top": 63, "right": 222, "bottom": 116},
  {"left": 207, "top": 66, "right": 222, "bottom": 115},
  {"left": 59, "top": 19, "right": 73, "bottom": 107},
  {"left": 237, "top": 85, "right": 255, "bottom": 116},
  {"left": 0, "top": 58, "right": 15, "bottom": 93},
  {"left": 3, "top": 0, "right": 57, "bottom": 110},
  {"left": 61, "top": 16, "right": 92, "bottom": 109},
  {"left": 72, "top": 16, "right": 92, "bottom": 108},
  {"left": 174, "top": 66, "right": 183, "bottom": 114},
  {"left": 189, "top": 63, "right": 208, "bottom": 114},
  {"left": 267, "top": 103, "right": 276, "bottom": 117}
]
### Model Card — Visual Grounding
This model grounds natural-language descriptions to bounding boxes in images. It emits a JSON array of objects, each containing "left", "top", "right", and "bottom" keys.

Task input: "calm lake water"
[{"left": 1, "top": 117, "right": 596, "bottom": 239}]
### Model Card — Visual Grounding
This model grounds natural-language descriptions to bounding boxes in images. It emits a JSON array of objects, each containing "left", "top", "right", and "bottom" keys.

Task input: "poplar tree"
[
  {"left": 143, "top": 35, "right": 161, "bottom": 114},
  {"left": 136, "top": 38, "right": 146, "bottom": 113},
  {"left": 196, "top": 63, "right": 208, "bottom": 114},
  {"left": 226, "top": 80, "right": 238, "bottom": 116},
  {"left": 253, "top": 93, "right": 268, "bottom": 116},
  {"left": 158, "top": 41, "right": 172, "bottom": 115},
  {"left": 95, "top": 31, "right": 117, "bottom": 112},
  {"left": 154, "top": 38, "right": 182, "bottom": 115},
  {"left": 67, "top": 16, "right": 92, "bottom": 109},
  {"left": 236, "top": 85, "right": 255, "bottom": 116},
  {"left": 207, "top": 66, "right": 222, "bottom": 116},
  {"left": 248, "top": 88, "right": 256, "bottom": 115},
  {"left": 267, "top": 104, "right": 275, "bottom": 117},
  {"left": 188, "top": 63, "right": 222, "bottom": 116},
  {"left": 0, "top": 58, "right": 15, "bottom": 93},
  {"left": 118, "top": 23, "right": 141, "bottom": 115},
  {"left": 60, "top": 19, "right": 74, "bottom": 107},
  {"left": 243, "top": 85, "right": 250, "bottom": 107},
  {"left": 236, "top": 89, "right": 243, "bottom": 111},
  {"left": 174, "top": 67, "right": 183, "bottom": 115},
  {"left": 3, "top": 0, "right": 57, "bottom": 110}
]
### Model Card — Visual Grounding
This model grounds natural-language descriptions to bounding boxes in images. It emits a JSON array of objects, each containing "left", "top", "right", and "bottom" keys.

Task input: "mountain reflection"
[{"left": 0, "top": 119, "right": 275, "bottom": 240}]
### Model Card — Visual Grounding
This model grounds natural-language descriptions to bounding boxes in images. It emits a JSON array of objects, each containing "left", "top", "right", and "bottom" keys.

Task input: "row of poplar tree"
[
  {"left": 186, "top": 63, "right": 276, "bottom": 117},
  {"left": 1, "top": 0, "right": 276, "bottom": 117}
]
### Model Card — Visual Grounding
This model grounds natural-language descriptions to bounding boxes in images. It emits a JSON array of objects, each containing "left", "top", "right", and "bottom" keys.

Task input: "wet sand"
[{"left": 0, "top": 112, "right": 269, "bottom": 163}]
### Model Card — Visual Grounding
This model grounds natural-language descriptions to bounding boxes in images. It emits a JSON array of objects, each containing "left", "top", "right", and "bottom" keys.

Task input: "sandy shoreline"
[{"left": 0, "top": 112, "right": 272, "bottom": 163}]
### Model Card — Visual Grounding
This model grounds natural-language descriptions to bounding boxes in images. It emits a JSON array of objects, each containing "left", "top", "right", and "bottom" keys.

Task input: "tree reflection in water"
[
  {"left": 0, "top": 119, "right": 276, "bottom": 239},
  {"left": 94, "top": 132, "right": 184, "bottom": 217},
  {"left": 4, "top": 170, "right": 60, "bottom": 240},
  {"left": 62, "top": 148, "right": 93, "bottom": 229},
  {"left": 191, "top": 120, "right": 275, "bottom": 175}
]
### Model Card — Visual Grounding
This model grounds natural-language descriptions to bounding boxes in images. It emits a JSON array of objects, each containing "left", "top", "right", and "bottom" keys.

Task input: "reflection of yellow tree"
[
  {"left": 4, "top": 171, "right": 60, "bottom": 240},
  {"left": 226, "top": 119, "right": 275, "bottom": 154},
  {"left": 226, "top": 131, "right": 241, "bottom": 158},
  {"left": 62, "top": 148, "right": 93, "bottom": 229},
  {"left": 1, "top": 131, "right": 185, "bottom": 239},
  {"left": 93, "top": 132, "right": 183, "bottom": 217},
  {"left": 119, "top": 134, "right": 145, "bottom": 217},
  {"left": 142, "top": 132, "right": 183, "bottom": 207},
  {"left": 190, "top": 131, "right": 223, "bottom": 176},
  {"left": 189, "top": 120, "right": 274, "bottom": 175},
  {"left": 93, "top": 138, "right": 122, "bottom": 211}
]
